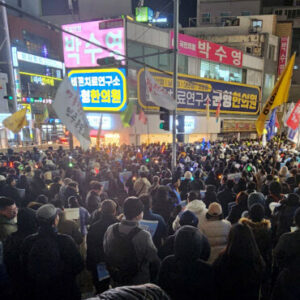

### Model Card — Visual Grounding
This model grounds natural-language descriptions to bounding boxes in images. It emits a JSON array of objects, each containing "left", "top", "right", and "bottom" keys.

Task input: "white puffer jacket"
[
  {"left": 201, "top": 218, "right": 231, "bottom": 263},
  {"left": 172, "top": 200, "right": 208, "bottom": 232}
]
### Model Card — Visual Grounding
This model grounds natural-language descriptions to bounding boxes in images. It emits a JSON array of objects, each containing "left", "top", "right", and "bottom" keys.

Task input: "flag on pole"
[
  {"left": 145, "top": 69, "right": 177, "bottom": 110},
  {"left": 283, "top": 103, "right": 295, "bottom": 126},
  {"left": 206, "top": 97, "right": 210, "bottom": 120},
  {"left": 35, "top": 106, "right": 49, "bottom": 124},
  {"left": 121, "top": 101, "right": 135, "bottom": 128},
  {"left": 52, "top": 77, "right": 91, "bottom": 151},
  {"left": 256, "top": 53, "right": 296, "bottom": 136},
  {"left": 266, "top": 108, "right": 277, "bottom": 141},
  {"left": 286, "top": 99, "right": 300, "bottom": 130},
  {"left": 216, "top": 101, "right": 221, "bottom": 122},
  {"left": 3, "top": 107, "right": 28, "bottom": 133}
]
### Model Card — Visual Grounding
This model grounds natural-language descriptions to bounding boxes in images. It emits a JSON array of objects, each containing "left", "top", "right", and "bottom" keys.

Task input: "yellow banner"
[
  {"left": 256, "top": 53, "right": 296, "bottom": 136},
  {"left": 3, "top": 108, "right": 28, "bottom": 133}
]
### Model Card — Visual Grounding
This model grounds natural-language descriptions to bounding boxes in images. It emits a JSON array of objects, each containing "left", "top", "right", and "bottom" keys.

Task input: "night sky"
[{"left": 132, "top": 0, "right": 197, "bottom": 27}]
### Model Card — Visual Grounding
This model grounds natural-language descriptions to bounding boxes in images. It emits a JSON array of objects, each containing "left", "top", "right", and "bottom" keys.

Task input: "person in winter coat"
[
  {"left": 4, "top": 208, "right": 37, "bottom": 300},
  {"left": 273, "top": 193, "right": 300, "bottom": 240},
  {"left": 239, "top": 203, "right": 272, "bottom": 299},
  {"left": 133, "top": 172, "right": 151, "bottom": 197},
  {"left": 48, "top": 176, "right": 62, "bottom": 200},
  {"left": 139, "top": 194, "right": 167, "bottom": 249},
  {"left": 272, "top": 207, "right": 300, "bottom": 300},
  {"left": 179, "top": 171, "right": 193, "bottom": 200},
  {"left": 86, "top": 200, "right": 119, "bottom": 293},
  {"left": 104, "top": 197, "right": 160, "bottom": 287},
  {"left": 265, "top": 181, "right": 284, "bottom": 217},
  {"left": 227, "top": 191, "right": 248, "bottom": 224},
  {"left": 217, "top": 179, "right": 235, "bottom": 217},
  {"left": 213, "top": 223, "right": 265, "bottom": 300},
  {"left": 1, "top": 175, "right": 22, "bottom": 207},
  {"left": 86, "top": 181, "right": 103, "bottom": 214},
  {"left": 28, "top": 169, "right": 49, "bottom": 201},
  {"left": 200, "top": 202, "right": 231, "bottom": 263},
  {"left": 57, "top": 210, "right": 83, "bottom": 246},
  {"left": 158, "top": 210, "right": 210, "bottom": 261},
  {"left": 158, "top": 226, "right": 215, "bottom": 300},
  {"left": 152, "top": 185, "right": 174, "bottom": 223},
  {"left": 189, "top": 170, "right": 205, "bottom": 191},
  {"left": 203, "top": 185, "right": 218, "bottom": 208},
  {"left": 20, "top": 204, "right": 84, "bottom": 300},
  {"left": 0, "top": 197, "right": 18, "bottom": 242},
  {"left": 172, "top": 191, "right": 208, "bottom": 232}
]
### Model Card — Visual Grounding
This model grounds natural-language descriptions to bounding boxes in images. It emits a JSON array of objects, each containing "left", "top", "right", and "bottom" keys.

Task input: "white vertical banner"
[
  {"left": 145, "top": 69, "right": 177, "bottom": 110},
  {"left": 52, "top": 77, "right": 91, "bottom": 150}
]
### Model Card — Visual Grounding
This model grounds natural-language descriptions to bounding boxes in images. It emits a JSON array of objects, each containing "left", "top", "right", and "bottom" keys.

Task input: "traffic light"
[
  {"left": 3, "top": 95, "right": 13, "bottom": 100},
  {"left": 176, "top": 115, "right": 185, "bottom": 143},
  {"left": 97, "top": 57, "right": 119, "bottom": 67},
  {"left": 159, "top": 107, "right": 170, "bottom": 131}
]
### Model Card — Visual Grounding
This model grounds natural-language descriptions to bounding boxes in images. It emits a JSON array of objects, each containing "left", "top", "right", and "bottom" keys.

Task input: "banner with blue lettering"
[
  {"left": 138, "top": 68, "right": 260, "bottom": 115},
  {"left": 68, "top": 68, "right": 127, "bottom": 112}
]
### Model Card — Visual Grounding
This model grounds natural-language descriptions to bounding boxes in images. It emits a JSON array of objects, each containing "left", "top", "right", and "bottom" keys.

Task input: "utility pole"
[
  {"left": 171, "top": 0, "right": 179, "bottom": 173},
  {"left": 0, "top": 1, "right": 17, "bottom": 112}
]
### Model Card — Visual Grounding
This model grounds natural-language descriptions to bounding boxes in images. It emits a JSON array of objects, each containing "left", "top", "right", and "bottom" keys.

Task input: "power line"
[
  {"left": 0, "top": 0, "right": 174, "bottom": 78},
  {"left": 0, "top": 1, "right": 211, "bottom": 93}
]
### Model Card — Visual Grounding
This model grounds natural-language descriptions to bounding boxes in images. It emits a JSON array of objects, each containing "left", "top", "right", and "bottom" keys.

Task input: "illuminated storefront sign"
[
  {"left": 138, "top": 68, "right": 260, "bottom": 115},
  {"left": 222, "top": 119, "right": 256, "bottom": 132},
  {"left": 62, "top": 19, "right": 125, "bottom": 68},
  {"left": 19, "top": 72, "right": 62, "bottom": 87},
  {"left": 17, "top": 51, "right": 64, "bottom": 69},
  {"left": 68, "top": 68, "right": 127, "bottom": 112},
  {"left": 86, "top": 113, "right": 113, "bottom": 130}
]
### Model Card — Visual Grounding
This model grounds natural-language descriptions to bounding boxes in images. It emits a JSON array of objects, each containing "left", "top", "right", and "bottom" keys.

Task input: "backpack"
[
  {"left": 27, "top": 236, "right": 64, "bottom": 282},
  {"left": 105, "top": 224, "right": 141, "bottom": 285}
]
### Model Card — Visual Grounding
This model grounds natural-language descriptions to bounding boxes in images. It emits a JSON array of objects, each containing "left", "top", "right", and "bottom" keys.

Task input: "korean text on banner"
[
  {"left": 145, "top": 69, "right": 176, "bottom": 111},
  {"left": 3, "top": 108, "right": 28, "bottom": 133},
  {"left": 62, "top": 20, "right": 125, "bottom": 68},
  {"left": 52, "top": 77, "right": 91, "bottom": 150},
  {"left": 170, "top": 32, "right": 243, "bottom": 68},
  {"left": 278, "top": 37, "right": 289, "bottom": 76},
  {"left": 256, "top": 53, "right": 296, "bottom": 137},
  {"left": 286, "top": 100, "right": 300, "bottom": 130}
]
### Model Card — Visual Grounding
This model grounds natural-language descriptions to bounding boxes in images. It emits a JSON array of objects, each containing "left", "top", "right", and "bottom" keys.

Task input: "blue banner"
[
  {"left": 68, "top": 68, "right": 127, "bottom": 112},
  {"left": 138, "top": 68, "right": 260, "bottom": 115}
]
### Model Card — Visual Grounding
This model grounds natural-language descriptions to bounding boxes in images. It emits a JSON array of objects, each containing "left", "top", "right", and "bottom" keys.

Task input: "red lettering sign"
[{"left": 170, "top": 32, "right": 243, "bottom": 68}]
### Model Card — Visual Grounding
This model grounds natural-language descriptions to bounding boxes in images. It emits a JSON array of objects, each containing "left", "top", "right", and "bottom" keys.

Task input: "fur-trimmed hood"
[{"left": 239, "top": 217, "right": 271, "bottom": 229}]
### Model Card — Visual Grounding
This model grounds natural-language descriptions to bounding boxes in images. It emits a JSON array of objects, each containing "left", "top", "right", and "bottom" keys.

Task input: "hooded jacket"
[
  {"left": 239, "top": 217, "right": 272, "bottom": 268},
  {"left": 158, "top": 226, "right": 215, "bottom": 300},
  {"left": 172, "top": 200, "right": 208, "bottom": 232}
]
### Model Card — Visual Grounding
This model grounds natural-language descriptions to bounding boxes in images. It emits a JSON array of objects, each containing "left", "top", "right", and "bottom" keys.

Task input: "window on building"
[
  {"left": 241, "top": 11, "right": 250, "bottom": 16},
  {"left": 297, "top": 0, "right": 300, "bottom": 6},
  {"left": 200, "top": 60, "right": 243, "bottom": 83},
  {"left": 202, "top": 13, "right": 211, "bottom": 24},
  {"left": 144, "top": 46, "right": 159, "bottom": 68},
  {"left": 252, "top": 19, "right": 263, "bottom": 28},
  {"left": 41, "top": 0, "right": 78, "bottom": 16},
  {"left": 268, "top": 45, "right": 275, "bottom": 60},
  {"left": 275, "top": 10, "right": 283, "bottom": 16}
]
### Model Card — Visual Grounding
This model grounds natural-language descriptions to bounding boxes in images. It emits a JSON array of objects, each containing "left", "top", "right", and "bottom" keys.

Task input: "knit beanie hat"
[
  {"left": 179, "top": 210, "right": 199, "bottom": 227},
  {"left": 123, "top": 197, "right": 144, "bottom": 220},
  {"left": 248, "top": 192, "right": 265, "bottom": 209},
  {"left": 249, "top": 203, "right": 265, "bottom": 222}
]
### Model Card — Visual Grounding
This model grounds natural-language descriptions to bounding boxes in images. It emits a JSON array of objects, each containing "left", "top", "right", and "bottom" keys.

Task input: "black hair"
[
  {"left": 0, "top": 197, "right": 15, "bottom": 210},
  {"left": 6, "top": 175, "right": 15, "bottom": 185},
  {"left": 139, "top": 193, "right": 152, "bottom": 210}
]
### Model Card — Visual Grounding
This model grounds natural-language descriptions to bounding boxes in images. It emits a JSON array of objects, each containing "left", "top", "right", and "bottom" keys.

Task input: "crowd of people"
[{"left": 0, "top": 139, "right": 299, "bottom": 300}]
